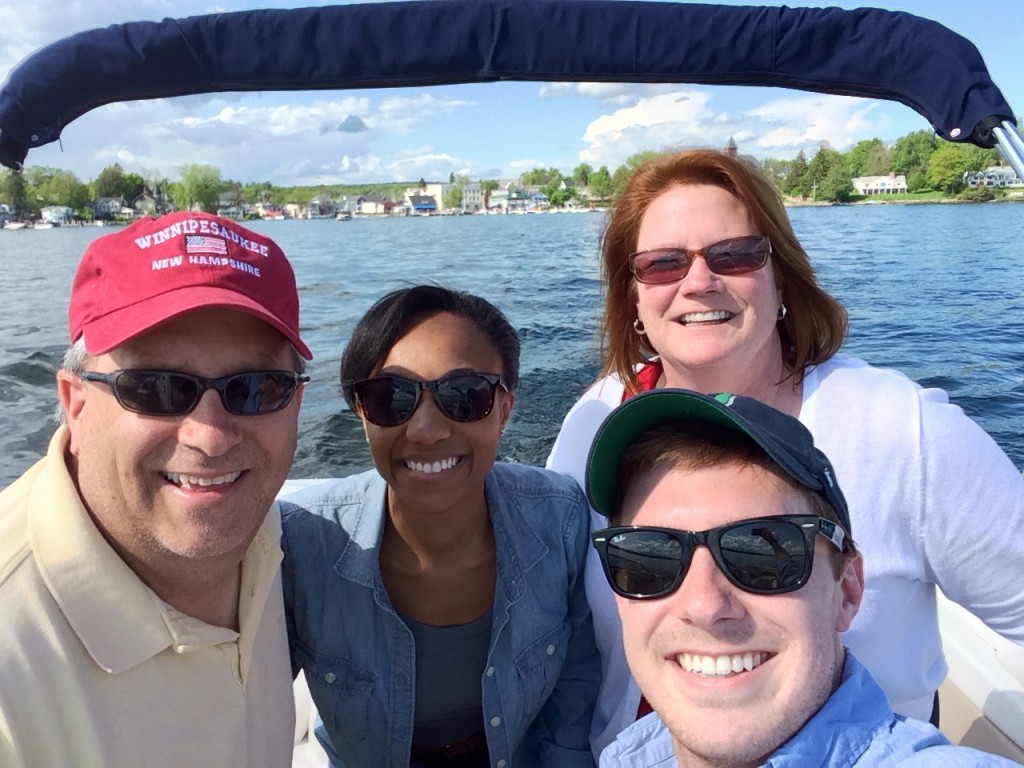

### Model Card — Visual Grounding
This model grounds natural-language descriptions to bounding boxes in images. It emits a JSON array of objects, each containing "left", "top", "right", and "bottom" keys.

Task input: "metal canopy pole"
[{"left": 993, "top": 120, "right": 1024, "bottom": 180}]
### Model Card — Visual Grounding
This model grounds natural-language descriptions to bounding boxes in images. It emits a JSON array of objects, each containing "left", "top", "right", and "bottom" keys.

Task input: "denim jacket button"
[
  {"left": 546, "top": 644, "right": 555, "bottom": 655},
  {"left": 486, "top": 666, "right": 495, "bottom": 677},
  {"left": 324, "top": 672, "right": 336, "bottom": 684},
  {"left": 490, "top": 716, "right": 501, "bottom": 727},
  {"left": 496, "top": 760, "right": 507, "bottom": 768}
]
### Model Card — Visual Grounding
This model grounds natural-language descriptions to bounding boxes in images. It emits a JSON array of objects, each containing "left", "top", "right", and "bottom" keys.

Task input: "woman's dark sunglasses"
[
  {"left": 78, "top": 369, "right": 308, "bottom": 416},
  {"left": 591, "top": 515, "right": 848, "bottom": 599},
  {"left": 352, "top": 372, "right": 507, "bottom": 427},
  {"left": 629, "top": 235, "right": 772, "bottom": 284}
]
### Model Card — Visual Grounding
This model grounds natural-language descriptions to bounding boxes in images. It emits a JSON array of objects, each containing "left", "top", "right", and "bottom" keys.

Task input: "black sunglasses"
[
  {"left": 79, "top": 369, "right": 308, "bottom": 416},
  {"left": 352, "top": 372, "right": 507, "bottom": 427},
  {"left": 591, "top": 515, "right": 848, "bottom": 599},
  {"left": 629, "top": 235, "right": 772, "bottom": 284}
]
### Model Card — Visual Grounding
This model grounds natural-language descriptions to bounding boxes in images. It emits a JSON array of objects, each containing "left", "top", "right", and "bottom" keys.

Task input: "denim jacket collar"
[{"left": 326, "top": 470, "right": 549, "bottom": 605}]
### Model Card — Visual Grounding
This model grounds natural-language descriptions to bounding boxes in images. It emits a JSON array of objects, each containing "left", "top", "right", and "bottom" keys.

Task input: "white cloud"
[
  {"left": 578, "top": 88, "right": 893, "bottom": 168},
  {"left": 377, "top": 93, "right": 476, "bottom": 133},
  {"left": 746, "top": 95, "right": 881, "bottom": 153},
  {"left": 539, "top": 82, "right": 678, "bottom": 106},
  {"left": 579, "top": 89, "right": 723, "bottom": 166}
]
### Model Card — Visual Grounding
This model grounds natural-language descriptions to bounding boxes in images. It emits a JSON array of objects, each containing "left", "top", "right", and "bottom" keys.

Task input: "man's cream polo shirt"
[{"left": 0, "top": 428, "right": 295, "bottom": 767}]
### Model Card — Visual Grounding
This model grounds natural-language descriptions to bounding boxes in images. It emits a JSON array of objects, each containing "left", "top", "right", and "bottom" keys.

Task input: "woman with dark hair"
[
  {"left": 547, "top": 149, "right": 1024, "bottom": 755},
  {"left": 282, "top": 285, "right": 599, "bottom": 768}
]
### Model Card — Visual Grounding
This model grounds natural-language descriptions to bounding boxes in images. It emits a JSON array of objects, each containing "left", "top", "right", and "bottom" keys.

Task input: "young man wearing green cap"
[{"left": 586, "top": 389, "right": 1018, "bottom": 767}]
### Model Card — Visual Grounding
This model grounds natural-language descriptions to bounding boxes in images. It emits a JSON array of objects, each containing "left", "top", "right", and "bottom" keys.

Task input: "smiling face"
[
  {"left": 357, "top": 311, "right": 514, "bottom": 520},
  {"left": 616, "top": 461, "right": 862, "bottom": 768},
  {"left": 59, "top": 308, "right": 303, "bottom": 575},
  {"left": 634, "top": 184, "right": 783, "bottom": 389}
]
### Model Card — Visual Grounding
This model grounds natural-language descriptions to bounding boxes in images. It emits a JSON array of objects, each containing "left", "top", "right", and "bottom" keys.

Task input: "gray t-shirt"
[{"left": 403, "top": 609, "right": 493, "bottom": 749}]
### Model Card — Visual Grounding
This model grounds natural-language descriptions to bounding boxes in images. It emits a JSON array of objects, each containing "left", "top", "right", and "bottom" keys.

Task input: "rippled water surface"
[{"left": 2, "top": 203, "right": 1022, "bottom": 486}]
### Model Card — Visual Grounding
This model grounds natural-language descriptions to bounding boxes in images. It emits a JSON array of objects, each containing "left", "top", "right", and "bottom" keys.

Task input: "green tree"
[
  {"left": 122, "top": 172, "right": 145, "bottom": 204},
  {"left": 572, "top": 163, "right": 593, "bottom": 187},
  {"left": 589, "top": 166, "right": 613, "bottom": 200},
  {"left": 35, "top": 169, "right": 89, "bottom": 210},
  {"left": 94, "top": 163, "right": 126, "bottom": 198},
  {"left": 548, "top": 187, "right": 572, "bottom": 207},
  {"left": 520, "top": 167, "right": 562, "bottom": 186},
  {"left": 806, "top": 147, "right": 852, "bottom": 202},
  {"left": 846, "top": 138, "right": 892, "bottom": 178},
  {"left": 784, "top": 151, "right": 809, "bottom": 197},
  {"left": 2, "top": 169, "right": 27, "bottom": 218},
  {"left": 174, "top": 163, "right": 222, "bottom": 212},
  {"left": 610, "top": 165, "right": 632, "bottom": 199},
  {"left": 242, "top": 181, "right": 274, "bottom": 205},
  {"left": 480, "top": 179, "right": 500, "bottom": 193},
  {"left": 891, "top": 130, "right": 935, "bottom": 190},
  {"left": 442, "top": 186, "right": 463, "bottom": 211},
  {"left": 759, "top": 158, "right": 790, "bottom": 191},
  {"left": 926, "top": 143, "right": 976, "bottom": 194}
]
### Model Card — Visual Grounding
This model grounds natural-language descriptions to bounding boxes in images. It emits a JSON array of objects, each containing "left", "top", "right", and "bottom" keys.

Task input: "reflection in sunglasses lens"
[
  {"left": 607, "top": 530, "right": 684, "bottom": 596},
  {"left": 355, "top": 373, "right": 502, "bottom": 426},
  {"left": 601, "top": 518, "right": 814, "bottom": 597}
]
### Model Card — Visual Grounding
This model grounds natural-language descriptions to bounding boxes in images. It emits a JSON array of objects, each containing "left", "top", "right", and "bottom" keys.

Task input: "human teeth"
[
  {"left": 405, "top": 457, "right": 459, "bottom": 474},
  {"left": 681, "top": 310, "right": 731, "bottom": 324},
  {"left": 676, "top": 651, "right": 766, "bottom": 677},
  {"left": 165, "top": 471, "right": 240, "bottom": 487}
]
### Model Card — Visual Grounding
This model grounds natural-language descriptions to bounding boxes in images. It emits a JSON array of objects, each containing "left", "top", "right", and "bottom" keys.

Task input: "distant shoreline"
[{"left": 784, "top": 196, "right": 1024, "bottom": 207}]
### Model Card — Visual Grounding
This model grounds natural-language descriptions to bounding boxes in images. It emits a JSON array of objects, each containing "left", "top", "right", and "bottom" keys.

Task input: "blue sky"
[{"left": 1, "top": 0, "right": 1021, "bottom": 186}]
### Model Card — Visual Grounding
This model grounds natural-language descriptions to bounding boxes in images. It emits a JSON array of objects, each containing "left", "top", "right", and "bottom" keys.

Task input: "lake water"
[{"left": 2, "top": 203, "right": 1023, "bottom": 487}]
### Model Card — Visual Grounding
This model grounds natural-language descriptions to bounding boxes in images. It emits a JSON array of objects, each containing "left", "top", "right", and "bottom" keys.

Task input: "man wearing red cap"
[{"left": 0, "top": 212, "right": 312, "bottom": 767}]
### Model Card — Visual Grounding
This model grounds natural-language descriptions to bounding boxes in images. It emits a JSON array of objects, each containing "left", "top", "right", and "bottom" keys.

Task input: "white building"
[
  {"left": 851, "top": 174, "right": 908, "bottom": 195},
  {"left": 461, "top": 182, "right": 482, "bottom": 212},
  {"left": 963, "top": 165, "right": 1024, "bottom": 188},
  {"left": 40, "top": 205, "right": 74, "bottom": 225}
]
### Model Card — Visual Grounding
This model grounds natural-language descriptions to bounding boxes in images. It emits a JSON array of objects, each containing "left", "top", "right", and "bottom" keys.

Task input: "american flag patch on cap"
[{"left": 185, "top": 234, "right": 228, "bottom": 255}]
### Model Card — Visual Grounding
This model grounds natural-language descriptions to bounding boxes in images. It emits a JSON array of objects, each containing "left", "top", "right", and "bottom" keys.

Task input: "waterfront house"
[
  {"left": 963, "top": 165, "right": 1024, "bottom": 188},
  {"left": 406, "top": 194, "right": 437, "bottom": 215},
  {"left": 40, "top": 205, "right": 74, "bottom": 225},
  {"left": 461, "top": 182, "right": 482, "bottom": 212},
  {"left": 92, "top": 196, "right": 127, "bottom": 220},
  {"left": 308, "top": 193, "right": 336, "bottom": 218},
  {"left": 134, "top": 187, "right": 171, "bottom": 216},
  {"left": 357, "top": 195, "right": 390, "bottom": 215},
  {"left": 851, "top": 173, "right": 908, "bottom": 195}
]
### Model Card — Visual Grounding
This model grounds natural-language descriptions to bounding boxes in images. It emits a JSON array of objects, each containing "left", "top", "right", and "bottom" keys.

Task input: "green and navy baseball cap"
[{"left": 585, "top": 389, "right": 852, "bottom": 536}]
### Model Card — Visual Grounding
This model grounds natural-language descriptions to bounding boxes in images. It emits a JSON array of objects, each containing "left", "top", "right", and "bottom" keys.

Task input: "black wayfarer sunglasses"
[
  {"left": 78, "top": 369, "right": 308, "bottom": 416},
  {"left": 629, "top": 235, "right": 772, "bottom": 284},
  {"left": 592, "top": 514, "right": 849, "bottom": 599},
  {"left": 352, "top": 372, "right": 507, "bottom": 427}
]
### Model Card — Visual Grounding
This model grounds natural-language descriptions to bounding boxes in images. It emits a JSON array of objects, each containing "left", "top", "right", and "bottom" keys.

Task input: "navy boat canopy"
[{"left": 0, "top": 0, "right": 1017, "bottom": 170}]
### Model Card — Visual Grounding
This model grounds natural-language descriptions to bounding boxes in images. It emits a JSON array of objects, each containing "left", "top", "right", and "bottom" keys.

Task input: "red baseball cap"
[{"left": 69, "top": 211, "right": 312, "bottom": 359}]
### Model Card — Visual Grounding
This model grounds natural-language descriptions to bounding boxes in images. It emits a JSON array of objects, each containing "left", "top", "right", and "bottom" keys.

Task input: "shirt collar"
[{"left": 31, "top": 427, "right": 282, "bottom": 676}]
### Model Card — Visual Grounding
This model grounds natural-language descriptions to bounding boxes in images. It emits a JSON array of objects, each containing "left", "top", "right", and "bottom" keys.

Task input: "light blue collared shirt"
[{"left": 600, "top": 653, "right": 1020, "bottom": 767}]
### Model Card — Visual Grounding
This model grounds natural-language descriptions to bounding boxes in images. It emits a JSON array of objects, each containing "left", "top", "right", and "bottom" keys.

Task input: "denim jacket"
[
  {"left": 599, "top": 653, "right": 1020, "bottom": 767},
  {"left": 280, "top": 463, "right": 599, "bottom": 768}
]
